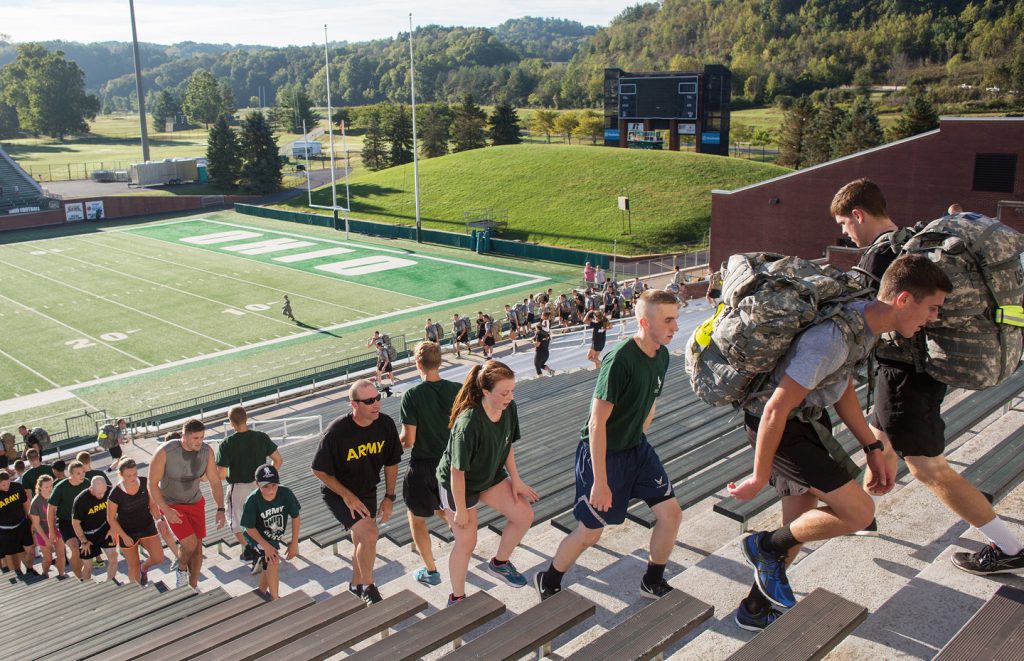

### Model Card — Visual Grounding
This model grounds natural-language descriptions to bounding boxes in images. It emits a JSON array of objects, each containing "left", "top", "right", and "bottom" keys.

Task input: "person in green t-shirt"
[
  {"left": 538, "top": 289, "right": 682, "bottom": 602},
  {"left": 21, "top": 448, "right": 53, "bottom": 499},
  {"left": 242, "top": 464, "right": 300, "bottom": 600},
  {"left": 399, "top": 342, "right": 462, "bottom": 587},
  {"left": 47, "top": 460, "right": 90, "bottom": 578},
  {"left": 216, "top": 405, "right": 282, "bottom": 562},
  {"left": 435, "top": 360, "right": 538, "bottom": 607}
]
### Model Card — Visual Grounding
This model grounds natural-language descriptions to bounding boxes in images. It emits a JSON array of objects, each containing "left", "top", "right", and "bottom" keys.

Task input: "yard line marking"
[
  {"left": 2, "top": 269, "right": 548, "bottom": 399},
  {"left": 0, "top": 251, "right": 236, "bottom": 349},
  {"left": 71, "top": 234, "right": 385, "bottom": 315},
  {"left": 0, "top": 346, "right": 98, "bottom": 410},
  {"left": 0, "top": 291, "right": 153, "bottom": 367},
  {"left": 24, "top": 244, "right": 306, "bottom": 333},
  {"left": 274, "top": 247, "right": 354, "bottom": 262}
]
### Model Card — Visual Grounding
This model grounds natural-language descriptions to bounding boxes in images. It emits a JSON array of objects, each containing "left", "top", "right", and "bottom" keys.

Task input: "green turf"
[
  {"left": 277, "top": 143, "right": 790, "bottom": 255},
  {"left": 0, "top": 211, "right": 580, "bottom": 432}
]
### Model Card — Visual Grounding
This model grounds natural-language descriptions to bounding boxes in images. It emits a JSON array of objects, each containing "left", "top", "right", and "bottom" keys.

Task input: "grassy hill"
[{"left": 279, "top": 144, "right": 789, "bottom": 255}]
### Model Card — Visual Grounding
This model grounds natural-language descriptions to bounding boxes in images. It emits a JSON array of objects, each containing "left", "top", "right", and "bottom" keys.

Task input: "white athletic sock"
[{"left": 978, "top": 517, "right": 1023, "bottom": 555}]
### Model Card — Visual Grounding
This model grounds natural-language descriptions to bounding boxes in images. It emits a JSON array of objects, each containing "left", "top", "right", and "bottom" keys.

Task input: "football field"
[{"left": 0, "top": 211, "right": 578, "bottom": 432}]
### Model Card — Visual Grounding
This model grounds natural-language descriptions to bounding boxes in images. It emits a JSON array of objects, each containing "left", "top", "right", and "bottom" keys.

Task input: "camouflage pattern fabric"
[
  {"left": 880, "top": 213, "right": 1024, "bottom": 390},
  {"left": 687, "top": 253, "right": 873, "bottom": 412}
]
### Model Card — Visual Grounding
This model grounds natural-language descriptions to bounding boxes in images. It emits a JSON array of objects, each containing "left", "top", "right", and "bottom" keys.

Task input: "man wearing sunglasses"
[{"left": 312, "top": 379, "right": 402, "bottom": 606}]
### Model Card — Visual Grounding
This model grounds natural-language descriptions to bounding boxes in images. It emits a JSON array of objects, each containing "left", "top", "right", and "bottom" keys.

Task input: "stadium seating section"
[{"left": 0, "top": 145, "right": 47, "bottom": 212}]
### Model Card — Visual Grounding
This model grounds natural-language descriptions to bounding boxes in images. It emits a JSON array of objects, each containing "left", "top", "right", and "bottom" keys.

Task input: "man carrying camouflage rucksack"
[
  {"left": 833, "top": 178, "right": 1024, "bottom": 576},
  {"left": 725, "top": 254, "right": 950, "bottom": 628}
]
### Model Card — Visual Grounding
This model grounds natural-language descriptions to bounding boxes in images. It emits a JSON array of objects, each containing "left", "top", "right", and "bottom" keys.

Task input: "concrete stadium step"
[{"left": 666, "top": 395, "right": 1024, "bottom": 659}]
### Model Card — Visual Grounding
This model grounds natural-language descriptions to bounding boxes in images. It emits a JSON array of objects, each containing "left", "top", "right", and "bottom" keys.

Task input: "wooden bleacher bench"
[
  {"left": 345, "top": 591, "right": 505, "bottom": 661},
  {"left": 447, "top": 589, "right": 596, "bottom": 660},
  {"left": 191, "top": 590, "right": 364, "bottom": 661},
  {"left": 934, "top": 584, "right": 1024, "bottom": 660},
  {"left": 963, "top": 424, "right": 1024, "bottom": 504},
  {"left": 100, "top": 590, "right": 267, "bottom": 661},
  {"left": 134, "top": 589, "right": 313, "bottom": 661},
  {"left": 564, "top": 589, "right": 714, "bottom": 661},
  {"left": 714, "top": 371, "right": 1024, "bottom": 529},
  {"left": 726, "top": 588, "right": 866, "bottom": 661},
  {"left": 255, "top": 590, "right": 427, "bottom": 661},
  {"left": 9, "top": 584, "right": 195, "bottom": 659}
]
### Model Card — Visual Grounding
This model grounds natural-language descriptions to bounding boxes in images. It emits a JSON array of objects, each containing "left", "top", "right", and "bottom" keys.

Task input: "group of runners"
[{"left": 2, "top": 177, "right": 1019, "bottom": 630}]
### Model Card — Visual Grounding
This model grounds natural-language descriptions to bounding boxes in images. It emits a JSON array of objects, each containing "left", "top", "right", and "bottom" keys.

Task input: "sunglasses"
[{"left": 354, "top": 394, "right": 382, "bottom": 405}]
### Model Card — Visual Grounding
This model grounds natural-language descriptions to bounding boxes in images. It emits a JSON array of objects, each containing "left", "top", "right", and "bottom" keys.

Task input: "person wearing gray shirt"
[
  {"left": 149, "top": 418, "right": 225, "bottom": 590},
  {"left": 727, "top": 255, "right": 952, "bottom": 629}
]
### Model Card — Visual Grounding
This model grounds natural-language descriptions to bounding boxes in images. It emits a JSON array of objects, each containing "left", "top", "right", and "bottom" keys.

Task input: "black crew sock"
[
  {"left": 491, "top": 557, "right": 508, "bottom": 567},
  {"left": 760, "top": 524, "right": 799, "bottom": 555},
  {"left": 743, "top": 583, "right": 771, "bottom": 613},
  {"left": 643, "top": 562, "right": 667, "bottom": 585},
  {"left": 543, "top": 564, "right": 565, "bottom": 591}
]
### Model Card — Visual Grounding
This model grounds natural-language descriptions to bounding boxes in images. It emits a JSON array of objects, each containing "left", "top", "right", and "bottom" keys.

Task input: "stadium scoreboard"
[{"left": 604, "top": 66, "right": 731, "bottom": 155}]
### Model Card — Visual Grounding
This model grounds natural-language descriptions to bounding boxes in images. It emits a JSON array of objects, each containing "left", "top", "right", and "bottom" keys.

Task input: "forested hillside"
[{"left": 0, "top": 2, "right": 1020, "bottom": 114}]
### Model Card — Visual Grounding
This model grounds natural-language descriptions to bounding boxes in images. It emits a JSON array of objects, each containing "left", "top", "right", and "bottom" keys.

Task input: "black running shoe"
[
  {"left": 849, "top": 518, "right": 879, "bottom": 537},
  {"left": 533, "top": 571, "right": 560, "bottom": 601},
  {"left": 640, "top": 576, "right": 674, "bottom": 599},
  {"left": 241, "top": 546, "right": 257, "bottom": 563},
  {"left": 734, "top": 602, "right": 784, "bottom": 631},
  {"left": 951, "top": 543, "right": 1024, "bottom": 575},
  {"left": 249, "top": 555, "right": 267, "bottom": 576},
  {"left": 361, "top": 584, "right": 383, "bottom": 606},
  {"left": 348, "top": 583, "right": 362, "bottom": 598}
]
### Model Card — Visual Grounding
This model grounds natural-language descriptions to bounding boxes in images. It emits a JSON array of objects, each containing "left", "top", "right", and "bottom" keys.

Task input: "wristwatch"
[
  {"left": 384, "top": 493, "right": 397, "bottom": 502},
  {"left": 862, "top": 440, "right": 885, "bottom": 455},
  {"left": 216, "top": 507, "right": 226, "bottom": 512}
]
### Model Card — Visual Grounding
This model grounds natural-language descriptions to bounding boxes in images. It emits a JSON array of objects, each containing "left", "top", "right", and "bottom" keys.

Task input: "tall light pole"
[
  {"left": 409, "top": 13, "right": 422, "bottom": 243},
  {"left": 128, "top": 0, "right": 150, "bottom": 162}
]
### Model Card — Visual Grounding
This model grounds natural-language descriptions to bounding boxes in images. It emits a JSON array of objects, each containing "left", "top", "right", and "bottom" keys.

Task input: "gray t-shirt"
[
  {"left": 771, "top": 301, "right": 876, "bottom": 408},
  {"left": 30, "top": 494, "right": 48, "bottom": 535}
]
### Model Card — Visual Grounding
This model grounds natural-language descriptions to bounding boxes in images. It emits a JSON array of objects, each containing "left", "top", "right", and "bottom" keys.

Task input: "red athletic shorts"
[{"left": 168, "top": 498, "right": 206, "bottom": 541}]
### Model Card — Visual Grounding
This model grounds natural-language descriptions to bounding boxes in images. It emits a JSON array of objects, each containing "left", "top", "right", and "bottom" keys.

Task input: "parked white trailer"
[
  {"left": 129, "top": 159, "right": 199, "bottom": 186},
  {"left": 291, "top": 141, "right": 322, "bottom": 158}
]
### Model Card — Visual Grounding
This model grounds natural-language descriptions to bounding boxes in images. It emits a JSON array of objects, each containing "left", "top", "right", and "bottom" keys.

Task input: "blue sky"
[{"left": 4, "top": 1, "right": 627, "bottom": 47}]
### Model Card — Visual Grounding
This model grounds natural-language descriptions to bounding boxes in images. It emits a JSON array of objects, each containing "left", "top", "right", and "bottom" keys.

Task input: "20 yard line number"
[{"left": 66, "top": 329, "right": 141, "bottom": 349}]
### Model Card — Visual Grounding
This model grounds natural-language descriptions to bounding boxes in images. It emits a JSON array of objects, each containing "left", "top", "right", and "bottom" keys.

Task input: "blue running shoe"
[
  {"left": 414, "top": 567, "right": 442, "bottom": 586},
  {"left": 488, "top": 558, "right": 527, "bottom": 587},
  {"left": 734, "top": 601, "right": 784, "bottom": 631},
  {"left": 741, "top": 532, "right": 796, "bottom": 609}
]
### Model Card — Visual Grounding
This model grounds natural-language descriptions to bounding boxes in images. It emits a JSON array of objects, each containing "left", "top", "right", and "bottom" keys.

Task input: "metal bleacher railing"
[{"left": 44, "top": 335, "right": 409, "bottom": 454}]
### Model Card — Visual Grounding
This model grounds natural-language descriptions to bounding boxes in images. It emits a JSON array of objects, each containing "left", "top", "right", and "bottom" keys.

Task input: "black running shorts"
[
  {"left": 323, "top": 490, "right": 377, "bottom": 531},
  {"left": 744, "top": 410, "right": 853, "bottom": 497},
  {"left": 109, "top": 444, "right": 123, "bottom": 460},
  {"left": 0, "top": 519, "right": 32, "bottom": 555},
  {"left": 403, "top": 458, "right": 441, "bottom": 518},
  {"left": 870, "top": 364, "right": 947, "bottom": 458}
]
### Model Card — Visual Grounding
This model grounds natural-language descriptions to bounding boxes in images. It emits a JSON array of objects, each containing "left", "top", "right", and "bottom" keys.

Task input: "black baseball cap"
[{"left": 255, "top": 464, "right": 279, "bottom": 486}]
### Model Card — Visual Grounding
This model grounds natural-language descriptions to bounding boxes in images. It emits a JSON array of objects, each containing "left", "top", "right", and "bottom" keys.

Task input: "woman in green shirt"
[{"left": 436, "top": 360, "right": 538, "bottom": 606}]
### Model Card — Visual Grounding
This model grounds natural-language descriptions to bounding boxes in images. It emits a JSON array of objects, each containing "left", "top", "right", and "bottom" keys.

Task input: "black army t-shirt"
[
  {"left": 311, "top": 414, "right": 402, "bottom": 497},
  {"left": 0, "top": 483, "right": 28, "bottom": 526},
  {"left": 73, "top": 488, "right": 111, "bottom": 533}
]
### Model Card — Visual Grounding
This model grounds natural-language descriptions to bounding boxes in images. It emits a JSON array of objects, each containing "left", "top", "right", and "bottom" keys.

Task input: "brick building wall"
[{"left": 709, "top": 118, "right": 1024, "bottom": 269}]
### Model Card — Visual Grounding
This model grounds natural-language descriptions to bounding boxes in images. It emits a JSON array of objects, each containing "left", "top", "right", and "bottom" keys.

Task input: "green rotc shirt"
[
  {"left": 21, "top": 464, "right": 54, "bottom": 493},
  {"left": 216, "top": 430, "right": 278, "bottom": 484},
  {"left": 241, "top": 485, "right": 301, "bottom": 549},
  {"left": 48, "top": 478, "right": 89, "bottom": 520},
  {"left": 85, "top": 469, "right": 111, "bottom": 487},
  {"left": 400, "top": 379, "right": 462, "bottom": 461},
  {"left": 437, "top": 402, "right": 520, "bottom": 495},
  {"left": 582, "top": 338, "right": 669, "bottom": 453}
]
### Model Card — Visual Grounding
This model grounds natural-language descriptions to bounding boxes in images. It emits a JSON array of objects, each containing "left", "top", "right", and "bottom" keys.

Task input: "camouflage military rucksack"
[
  {"left": 686, "top": 253, "right": 873, "bottom": 412},
  {"left": 859, "top": 212, "right": 1024, "bottom": 390}
]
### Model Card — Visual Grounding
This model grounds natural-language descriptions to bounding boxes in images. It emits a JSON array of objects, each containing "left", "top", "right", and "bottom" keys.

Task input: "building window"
[{"left": 973, "top": 153, "right": 1017, "bottom": 193}]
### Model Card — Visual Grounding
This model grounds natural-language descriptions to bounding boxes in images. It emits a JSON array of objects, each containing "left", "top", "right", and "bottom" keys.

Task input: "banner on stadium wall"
[
  {"left": 85, "top": 200, "right": 105, "bottom": 220},
  {"left": 604, "top": 129, "right": 620, "bottom": 141},
  {"left": 65, "top": 203, "right": 84, "bottom": 222},
  {"left": 701, "top": 132, "right": 721, "bottom": 145}
]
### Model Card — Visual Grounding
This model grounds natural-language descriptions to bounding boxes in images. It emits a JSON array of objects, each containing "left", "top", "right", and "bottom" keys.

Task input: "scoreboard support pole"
[
  {"left": 618, "top": 118, "right": 628, "bottom": 148},
  {"left": 668, "top": 119, "right": 679, "bottom": 151}
]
